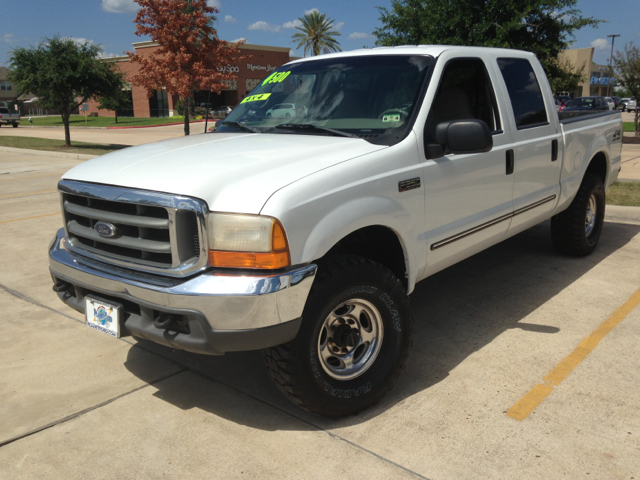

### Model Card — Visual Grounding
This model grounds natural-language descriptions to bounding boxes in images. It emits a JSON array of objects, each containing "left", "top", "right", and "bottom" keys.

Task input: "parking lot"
[{"left": 0, "top": 146, "right": 639, "bottom": 479}]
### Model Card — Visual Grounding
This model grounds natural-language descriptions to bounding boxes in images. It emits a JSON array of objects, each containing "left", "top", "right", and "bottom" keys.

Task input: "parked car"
[
  {"left": 50, "top": 46, "right": 623, "bottom": 418},
  {"left": 611, "top": 96, "right": 621, "bottom": 108},
  {"left": 562, "top": 96, "right": 610, "bottom": 112},
  {"left": 618, "top": 98, "right": 637, "bottom": 112},
  {"left": 265, "top": 103, "right": 307, "bottom": 119},
  {"left": 604, "top": 97, "right": 615, "bottom": 110},
  {"left": 0, "top": 106, "right": 20, "bottom": 127},
  {"left": 554, "top": 98, "right": 563, "bottom": 112},
  {"left": 211, "top": 106, "right": 233, "bottom": 119}
]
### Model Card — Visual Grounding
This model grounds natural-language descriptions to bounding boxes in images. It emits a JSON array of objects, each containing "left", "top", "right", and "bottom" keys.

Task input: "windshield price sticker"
[
  {"left": 241, "top": 93, "right": 271, "bottom": 104},
  {"left": 383, "top": 114, "right": 401, "bottom": 122},
  {"left": 262, "top": 71, "right": 291, "bottom": 85}
]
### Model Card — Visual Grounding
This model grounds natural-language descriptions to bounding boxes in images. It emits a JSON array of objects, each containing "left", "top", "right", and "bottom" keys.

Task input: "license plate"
[{"left": 85, "top": 297, "right": 122, "bottom": 338}]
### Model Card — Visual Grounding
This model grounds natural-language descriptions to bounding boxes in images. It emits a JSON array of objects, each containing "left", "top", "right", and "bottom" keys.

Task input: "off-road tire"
[
  {"left": 263, "top": 255, "right": 412, "bottom": 418},
  {"left": 551, "top": 172, "right": 605, "bottom": 256}
]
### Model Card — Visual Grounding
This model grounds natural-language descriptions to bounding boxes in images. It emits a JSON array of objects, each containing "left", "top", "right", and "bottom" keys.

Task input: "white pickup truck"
[
  {"left": 49, "top": 46, "right": 622, "bottom": 417},
  {"left": 0, "top": 106, "right": 20, "bottom": 127}
]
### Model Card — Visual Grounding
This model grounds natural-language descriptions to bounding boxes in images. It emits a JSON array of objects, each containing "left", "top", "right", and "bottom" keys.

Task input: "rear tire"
[
  {"left": 551, "top": 172, "right": 605, "bottom": 256},
  {"left": 263, "top": 255, "right": 412, "bottom": 418}
]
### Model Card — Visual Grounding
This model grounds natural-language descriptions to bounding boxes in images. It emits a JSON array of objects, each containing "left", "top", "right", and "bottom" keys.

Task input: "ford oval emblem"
[{"left": 95, "top": 221, "right": 118, "bottom": 238}]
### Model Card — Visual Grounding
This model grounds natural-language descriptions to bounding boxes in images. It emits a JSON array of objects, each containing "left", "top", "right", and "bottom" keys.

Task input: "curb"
[
  {"left": 106, "top": 120, "right": 205, "bottom": 129},
  {"left": 16, "top": 125, "right": 108, "bottom": 130},
  {"left": 605, "top": 205, "right": 640, "bottom": 225},
  {"left": 0, "top": 146, "right": 98, "bottom": 160}
]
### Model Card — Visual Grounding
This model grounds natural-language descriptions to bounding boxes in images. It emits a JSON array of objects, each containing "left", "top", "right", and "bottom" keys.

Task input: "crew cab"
[
  {"left": 0, "top": 106, "right": 20, "bottom": 127},
  {"left": 49, "top": 46, "right": 622, "bottom": 418}
]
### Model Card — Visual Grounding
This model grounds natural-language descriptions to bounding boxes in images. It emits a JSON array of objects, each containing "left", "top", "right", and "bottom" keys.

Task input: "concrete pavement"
[{"left": 0, "top": 150, "right": 639, "bottom": 479}]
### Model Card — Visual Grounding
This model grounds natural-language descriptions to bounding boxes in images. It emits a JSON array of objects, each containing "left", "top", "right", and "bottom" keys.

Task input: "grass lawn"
[
  {"left": 0, "top": 136, "right": 127, "bottom": 156},
  {"left": 27, "top": 115, "right": 202, "bottom": 128},
  {"left": 607, "top": 181, "right": 640, "bottom": 206},
  {"left": 623, "top": 122, "right": 639, "bottom": 133}
]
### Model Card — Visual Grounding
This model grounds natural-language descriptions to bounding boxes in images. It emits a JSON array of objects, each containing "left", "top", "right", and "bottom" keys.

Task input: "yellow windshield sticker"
[
  {"left": 262, "top": 71, "right": 291, "bottom": 85},
  {"left": 241, "top": 93, "right": 271, "bottom": 104},
  {"left": 383, "top": 114, "right": 401, "bottom": 122}
]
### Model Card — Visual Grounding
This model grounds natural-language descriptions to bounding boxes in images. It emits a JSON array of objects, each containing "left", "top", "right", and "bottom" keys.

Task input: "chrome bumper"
[{"left": 49, "top": 229, "right": 317, "bottom": 354}]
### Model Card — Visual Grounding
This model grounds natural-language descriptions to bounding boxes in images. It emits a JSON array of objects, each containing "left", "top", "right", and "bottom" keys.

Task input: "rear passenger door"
[{"left": 494, "top": 57, "right": 562, "bottom": 235}]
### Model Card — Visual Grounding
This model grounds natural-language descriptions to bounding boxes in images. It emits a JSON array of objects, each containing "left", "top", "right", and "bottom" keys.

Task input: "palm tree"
[{"left": 291, "top": 11, "right": 341, "bottom": 56}]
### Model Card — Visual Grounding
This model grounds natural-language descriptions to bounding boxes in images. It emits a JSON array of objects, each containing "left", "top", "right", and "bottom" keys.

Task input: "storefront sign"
[{"left": 247, "top": 63, "right": 277, "bottom": 73}]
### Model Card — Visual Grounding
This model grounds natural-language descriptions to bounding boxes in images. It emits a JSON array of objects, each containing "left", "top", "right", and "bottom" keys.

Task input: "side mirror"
[{"left": 427, "top": 119, "right": 493, "bottom": 158}]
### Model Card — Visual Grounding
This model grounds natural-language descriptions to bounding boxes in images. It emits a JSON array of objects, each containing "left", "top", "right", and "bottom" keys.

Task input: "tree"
[
  {"left": 614, "top": 43, "right": 640, "bottom": 137},
  {"left": 373, "top": 0, "right": 602, "bottom": 88},
  {"left": 8, "top": 36, "right": 124, "bottom": 147},
  {"left": 549, "top": 58, "right": 586, "bottom": 94},
  {"left": 96, "top": 68, "right": 131, "bottom": 124},
  {"left": 127, "top": 0, "right": 245, "bottom": 136},
  {"left": 291, "top": 11, "right": 342, "bottom": 57}
]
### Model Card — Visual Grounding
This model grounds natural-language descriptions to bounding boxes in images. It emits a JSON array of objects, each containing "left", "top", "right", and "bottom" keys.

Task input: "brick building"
[{"left": 85, "top": 41, "right": 291, "bottom": 118}]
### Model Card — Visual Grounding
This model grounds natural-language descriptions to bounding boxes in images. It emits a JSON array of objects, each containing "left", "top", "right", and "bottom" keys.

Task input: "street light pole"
[{"left": 607, "top": 34, "right": 620, "bottom": 97}]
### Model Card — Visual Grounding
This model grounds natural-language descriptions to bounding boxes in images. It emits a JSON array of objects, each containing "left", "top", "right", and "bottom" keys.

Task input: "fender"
[
  {"left": 300, "top": 196, "right": 422, "bottom": 293},
  {"left": 555, "top": 120, "right": 616, "bottom": 216}
]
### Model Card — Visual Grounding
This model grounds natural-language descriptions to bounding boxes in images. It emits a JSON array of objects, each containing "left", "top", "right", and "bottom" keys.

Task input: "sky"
[{"left": 0, "top": 0, "right": 638, "bottom": 68}]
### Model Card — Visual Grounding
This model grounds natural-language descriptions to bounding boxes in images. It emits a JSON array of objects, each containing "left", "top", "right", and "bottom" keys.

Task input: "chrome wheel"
[
  {"left": 317, "top": 298, "right": 384, "bottom": 381},
  {"left": 585, "top": 193, "right": 597, "bottom": 236}
]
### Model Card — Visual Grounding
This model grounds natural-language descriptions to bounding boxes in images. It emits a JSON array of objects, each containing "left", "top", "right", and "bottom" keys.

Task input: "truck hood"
[{"left": 62, "top": 132, "right": 386, "bottom": 214}]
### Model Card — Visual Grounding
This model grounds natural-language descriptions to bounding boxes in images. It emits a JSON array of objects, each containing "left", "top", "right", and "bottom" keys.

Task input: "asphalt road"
[{"left": 0, "top": 149, "right": 639, "bottom": 479}]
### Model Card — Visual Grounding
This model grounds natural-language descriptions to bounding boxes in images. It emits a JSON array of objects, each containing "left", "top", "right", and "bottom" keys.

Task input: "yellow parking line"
[
  {"left": 506, "top": 286, "right": 640, "bottom": 421},
  {"left": 0, "top": 189, "right": 57, "bottom": 199},
  {"left": 0, "top": 173, "right": 62, "bottom": 181},
  {"left": 0, "top": 212, "right": 61, "bottom": 224}
]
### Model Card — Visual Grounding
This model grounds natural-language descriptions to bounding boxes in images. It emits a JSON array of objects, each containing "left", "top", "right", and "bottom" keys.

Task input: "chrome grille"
[{"left": 59, "top": 180, "right": 208, "bottom": 277}]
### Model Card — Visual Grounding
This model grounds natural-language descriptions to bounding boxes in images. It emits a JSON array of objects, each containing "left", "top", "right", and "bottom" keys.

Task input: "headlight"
[{"left": 206, "top": 213, "right": 291, "bottom": 269}]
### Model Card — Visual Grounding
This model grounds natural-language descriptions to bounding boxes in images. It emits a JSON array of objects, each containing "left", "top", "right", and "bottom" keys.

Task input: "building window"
[
  {"left": 222, "top": 79, "right": 238, "bottom": 91},
  {"left": 0, "top": 81, "right": 12, "bottom": 91},
  {"left": 149, "top": 89, "right": 169, "bottom": 118},
  {"left": 0, "top": 81, "right": 5, "bottom": 91},
  {"left": 246, "top": 78, "right": 262, "bottom": 93}
]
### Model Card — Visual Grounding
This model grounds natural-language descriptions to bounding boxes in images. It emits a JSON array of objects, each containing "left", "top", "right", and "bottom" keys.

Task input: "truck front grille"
[{"left": 59, "top": 181, "right": 208, "bottom": 276}]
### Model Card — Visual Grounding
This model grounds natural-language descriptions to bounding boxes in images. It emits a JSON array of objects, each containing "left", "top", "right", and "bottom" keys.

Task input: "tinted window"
[
  {"left": 0, "top": 107, "right": 9, "bottom": 113},
  {"left": 497, "top": 58, "right": 548, "bottom": 129},
  {"left": 426, "top": 58, "right": 501, "bottom": 143}
]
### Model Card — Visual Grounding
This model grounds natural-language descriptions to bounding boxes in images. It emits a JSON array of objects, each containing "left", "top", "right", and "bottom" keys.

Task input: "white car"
[
  {"left": 604, "top": 97, "right": 615, "bottom": 110},
  {"left": 620, "top": 98, "right": 637, "bottom": 112},
  {"left": 265, "top": 103, "right": 306, "bottom": 119}
]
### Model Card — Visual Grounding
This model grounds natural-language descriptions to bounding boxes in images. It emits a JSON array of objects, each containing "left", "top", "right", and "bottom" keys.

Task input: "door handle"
[
  {"left": 506, "top": 149, "right": 514, "bottom": 175},
  {"left": 551, "top": 139, "right": 558, "bottom": 162}
]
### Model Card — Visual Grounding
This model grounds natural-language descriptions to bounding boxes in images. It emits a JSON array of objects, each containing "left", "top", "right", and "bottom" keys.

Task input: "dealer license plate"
[{"left": 85, "top": 297, "right": 122, "bottom": 338}]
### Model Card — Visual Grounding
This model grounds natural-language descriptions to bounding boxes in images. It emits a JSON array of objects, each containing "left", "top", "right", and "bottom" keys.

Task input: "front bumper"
[{"left": 49, "top": 228, "right": 317, "bottom": 355}]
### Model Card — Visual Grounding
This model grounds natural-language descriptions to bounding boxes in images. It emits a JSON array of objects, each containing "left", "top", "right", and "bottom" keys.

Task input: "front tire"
[
  {"left": 263, "top": 255, "right": 412, "bottom": 418},
  {"left": 551, "top": 172, "right": 605, "bottom": 256},
  {"left": 12, "top": 123, "right": 18, "bottom": 128}
]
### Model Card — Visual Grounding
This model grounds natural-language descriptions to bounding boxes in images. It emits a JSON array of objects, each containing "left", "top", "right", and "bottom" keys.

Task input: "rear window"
[
  {"left": 0, "top": 107, "right": 10, "bottom": 114},
  {"left": 497, "top": 58, "right": 548, "bottom": 130}
]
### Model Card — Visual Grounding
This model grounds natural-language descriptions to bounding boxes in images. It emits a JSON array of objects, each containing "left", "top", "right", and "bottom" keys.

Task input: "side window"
[
  {"left": 426, "top": 58, "right": 501, "bottom": 143},
  {"left": 497, "top": 58, "right": 548, "bottom": 129}
]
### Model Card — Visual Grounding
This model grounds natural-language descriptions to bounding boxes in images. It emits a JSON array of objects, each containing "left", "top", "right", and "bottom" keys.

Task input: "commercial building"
[
  {"left": 0, "top": 66, "right": 17, "bottom": 104},
  {"left": 85, "top": 41, "right": 291, "bottom": 118},
  {"left": 557, "top": 47, "right": 617, "bottom": 98}
]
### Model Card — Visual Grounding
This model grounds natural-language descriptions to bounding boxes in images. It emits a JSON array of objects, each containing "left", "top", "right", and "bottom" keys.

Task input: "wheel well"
[
  {"left": 586, "top": 151, "right": 607, "bottom": 185},
  {"left": 322, "top": 226, "right": 408, "bottom": 290}
]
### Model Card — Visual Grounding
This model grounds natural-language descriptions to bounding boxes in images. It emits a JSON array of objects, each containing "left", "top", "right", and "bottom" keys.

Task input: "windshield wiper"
[
  {"left": 220, "top": 121, "right": 260, "bottom": 133},
  {"left": 274, "top": 123, "right": 356, "bottom": 138}
]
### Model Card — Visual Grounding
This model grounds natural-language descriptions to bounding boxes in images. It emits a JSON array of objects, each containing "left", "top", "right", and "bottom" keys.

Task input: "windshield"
[{"left": 217, "top": 54, "right": 433, "bottom": 144}]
